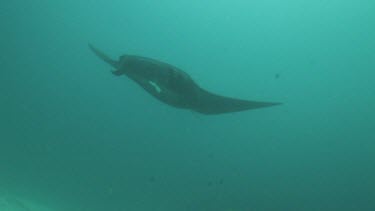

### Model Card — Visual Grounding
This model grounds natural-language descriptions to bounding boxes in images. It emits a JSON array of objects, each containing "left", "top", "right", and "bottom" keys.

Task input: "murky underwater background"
[{"left": 0, "top": 1, "right": 374, "bottom": 210}]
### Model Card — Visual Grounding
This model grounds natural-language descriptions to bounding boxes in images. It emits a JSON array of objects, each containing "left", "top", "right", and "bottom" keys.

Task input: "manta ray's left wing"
[{"left": 89, "top": 44, "right": 119, "bottom": 69}]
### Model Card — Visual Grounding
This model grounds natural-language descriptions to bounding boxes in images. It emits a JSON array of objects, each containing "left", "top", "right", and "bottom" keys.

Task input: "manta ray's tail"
[{"left": 88, "top": 44, "right": 119, "bottom": 69}]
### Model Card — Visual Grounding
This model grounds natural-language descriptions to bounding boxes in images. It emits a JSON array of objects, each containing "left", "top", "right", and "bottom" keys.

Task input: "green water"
[{"left": 0, "top": 1, "right": 374, "bottom": 210}]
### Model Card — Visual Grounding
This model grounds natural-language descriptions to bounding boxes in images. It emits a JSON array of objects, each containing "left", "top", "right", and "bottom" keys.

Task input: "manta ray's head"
[
  {"left": 118, "top": 55, "right": 128, "bottom": 67},
  {"left": 116, "top": 55, "right": 135, "bottom": 73}
]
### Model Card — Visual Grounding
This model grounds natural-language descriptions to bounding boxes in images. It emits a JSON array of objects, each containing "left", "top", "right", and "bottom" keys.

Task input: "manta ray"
[{"left": 89, "top": 44, "right": 281, "bottom": 114}]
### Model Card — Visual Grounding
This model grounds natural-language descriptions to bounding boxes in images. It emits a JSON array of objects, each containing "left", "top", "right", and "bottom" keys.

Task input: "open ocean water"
[{"left": 0, "top": 1, "right": 374, "bottom": 211}]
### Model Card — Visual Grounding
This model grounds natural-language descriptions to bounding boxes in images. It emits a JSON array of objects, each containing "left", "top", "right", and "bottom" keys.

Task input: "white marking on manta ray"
[{"left": 148, "top": 81, "right": 161, "bottom": 93}]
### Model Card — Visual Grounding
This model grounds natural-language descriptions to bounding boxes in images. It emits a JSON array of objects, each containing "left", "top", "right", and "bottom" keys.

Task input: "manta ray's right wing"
[{"left": 193, "top": 88, "right": 282, "bottom": 114}]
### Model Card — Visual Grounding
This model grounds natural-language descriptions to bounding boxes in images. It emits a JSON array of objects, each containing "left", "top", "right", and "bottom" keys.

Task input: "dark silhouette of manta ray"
[{"left": 89, "top": 44, "right": 281, "bottom": 114}]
